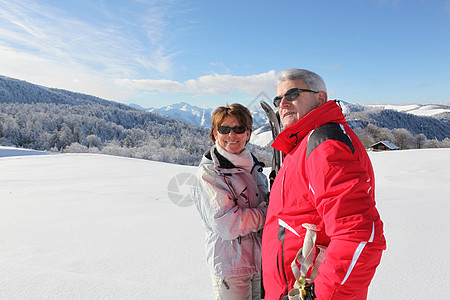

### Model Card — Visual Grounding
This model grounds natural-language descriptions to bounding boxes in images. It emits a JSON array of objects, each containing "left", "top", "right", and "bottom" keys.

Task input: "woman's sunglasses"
[
  {"left": 273, "top": 88, "right": 318, "bottom": 107},
  {"left": 217, "top": 125, "right": 247, "bottom": 134}
]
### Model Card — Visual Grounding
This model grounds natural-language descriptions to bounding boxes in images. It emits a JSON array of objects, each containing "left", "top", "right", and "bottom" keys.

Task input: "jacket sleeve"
[
  {"left": 306, "top": 139, "right": 378, "bottom": 296},
  {"left": 193, "top": 164, "right": 266, "bottom": 241}
]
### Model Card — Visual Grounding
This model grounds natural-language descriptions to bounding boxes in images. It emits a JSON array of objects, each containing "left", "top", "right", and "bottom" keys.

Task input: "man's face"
[{"left": 276, "top": 79, "right": 326, "bottom": 128}]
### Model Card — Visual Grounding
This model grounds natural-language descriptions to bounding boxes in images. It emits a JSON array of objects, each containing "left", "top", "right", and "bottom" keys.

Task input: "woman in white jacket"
[{"left": 192, "top": 103, "right": 268, "bottom": 300}]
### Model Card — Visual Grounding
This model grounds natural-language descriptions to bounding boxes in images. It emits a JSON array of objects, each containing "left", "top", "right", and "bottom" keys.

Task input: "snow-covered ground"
[
  {"left": 1, "top": 146, "right": 449, "bottom": 299},
  {"left": 367, "top": 104, "right": 450, "bottom": 117},
  {"left": 250, "top": 126, "right": 273, "bottom": 147}
]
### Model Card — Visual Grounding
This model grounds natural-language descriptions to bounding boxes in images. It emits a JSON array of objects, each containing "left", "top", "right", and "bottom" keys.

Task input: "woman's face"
[{"left": 214, "top": 116, "right": 250, "bottom": 154}]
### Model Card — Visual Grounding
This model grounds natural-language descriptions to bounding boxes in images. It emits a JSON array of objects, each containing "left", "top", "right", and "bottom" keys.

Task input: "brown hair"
[{"left": 209, "top": 103, "right": 253, "bottom": 143}]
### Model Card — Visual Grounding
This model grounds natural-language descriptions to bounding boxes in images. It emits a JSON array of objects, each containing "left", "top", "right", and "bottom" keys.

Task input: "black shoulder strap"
[
  {"left": 204, "top": 149, "right": 212, "bottom": 160},
  {"left": 306, "top": 123, "right": 355, "bottom": 158},
  {"left": 206, "top": 147, "right": 265, "bottom": 172},
  {"left": 250, "top": 153, "right": 265, "bottom": 173},
  {"left": 204, "top": 147, "right": 235, "bottom": 169}
]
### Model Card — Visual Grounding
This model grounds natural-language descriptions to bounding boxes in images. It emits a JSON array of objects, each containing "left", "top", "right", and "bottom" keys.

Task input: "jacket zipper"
[
  {"left": 278, "top": 225, "right": 289, "bottom": 296},
  {"left": 279, "top": 167, "right": 289, "bottom": 296}
]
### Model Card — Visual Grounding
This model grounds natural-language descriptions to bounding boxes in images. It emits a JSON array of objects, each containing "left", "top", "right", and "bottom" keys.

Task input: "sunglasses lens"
[
  {"left": 218, "top": 126, "right": 247, "bottom": 134},
  {"left": 218, "top": 126, "right": 231, "bottom": 134},
  {"left": 273, "top": 96, "right": 282, "bottom": 107},
  {"left": 217, "top": 126, "right": 231, "bottom": 134},
  {"left": 273, "top": 88, "right": 300, "bottom": 107},
  {"left": 234, "top": 126, "right": 246, "bottom": 134},
  {"left": 285, "top": 88, "right": 300, "bottom": 101}
]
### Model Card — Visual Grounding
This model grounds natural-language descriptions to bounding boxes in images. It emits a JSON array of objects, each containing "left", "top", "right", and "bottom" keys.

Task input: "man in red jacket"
[{"left": 261, "top": 68, "right": 386, "bottom": 300}]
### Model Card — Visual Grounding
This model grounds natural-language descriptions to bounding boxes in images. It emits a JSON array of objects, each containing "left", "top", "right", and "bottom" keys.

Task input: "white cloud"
[
  {"left": 116, "top": 78, "right": 184, "bottom": 91},
  {"left": 0, "top": 0, "right": 180, "bottom": 91},
  {"left": 0, "top": 1, "right": 277, "bottom": 104},
  {"left": 116, "top": 71, "right": 278, "bottom": 96},
  {"left": 0, "top": 45, "right": 134, "bottom": 101}
]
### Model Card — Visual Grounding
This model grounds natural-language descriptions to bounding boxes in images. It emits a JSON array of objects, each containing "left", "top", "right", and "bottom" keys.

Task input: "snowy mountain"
[
  {"left": 139, "top": 101, "right": 450, "bottom": 128},
  {"left": 1, "top": 75, "right": 448, "bottom": 152},
  {"left": 1, "top": 146, "right": 449, "bottom": 299},
  {"left": 134, "top": 102, "right": 269, "bottom": 129},
  {"left": 341, "top": 102, "right": 450, "bottom": 143},
  {"left": 0, "top": 76, "right": 130, "bottom": 109},
  {"left": 145, "top": 100, "right": 450, "bottom": 147},
  {"left": 148, "top": 102, "right": 214, "bottom": 128},
  {"left": 367, "top": 103, "right": 450, "bottom": 117},
  {"left": 0, "top": 75, "right": 215, "bottom": 166}
]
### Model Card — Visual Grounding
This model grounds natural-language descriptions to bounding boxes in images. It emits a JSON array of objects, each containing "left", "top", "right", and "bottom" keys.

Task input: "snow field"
[{"left": 1, "top": 147, "right": 449, "bottom": 299}]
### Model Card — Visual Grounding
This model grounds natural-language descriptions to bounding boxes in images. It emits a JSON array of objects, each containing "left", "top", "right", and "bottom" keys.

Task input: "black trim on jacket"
[
  {"left": 203, "top": 146, "right": 265, "bottom": 172},
  {"left": 306, "top": 122, "right": 355, "bottom": 158}
]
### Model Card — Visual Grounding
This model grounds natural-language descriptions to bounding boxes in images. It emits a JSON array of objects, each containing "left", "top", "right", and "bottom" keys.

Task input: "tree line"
[
  {"left": 1, "top": 76, "right": 448, "bottom": 166},
  {"left": 342, "top": 103, "right": 450, "bottom": 149},
  {"left": 0, "top": 102, "right": 273, "bottom": 166},
  {"left": 354, "top": 123, "right": 450, "bottom": 149},
  {"left": 0, "top": 102, "right": 212, "bottom": 165}
]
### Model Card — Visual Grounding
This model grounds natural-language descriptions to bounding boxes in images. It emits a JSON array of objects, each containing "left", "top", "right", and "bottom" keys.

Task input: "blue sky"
[{"left": 0, "top": 0, "right": 449, "bottom": 108}]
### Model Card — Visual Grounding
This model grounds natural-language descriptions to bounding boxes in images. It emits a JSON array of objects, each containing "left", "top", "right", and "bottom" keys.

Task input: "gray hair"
[{"left": 277, "top": 68, "right": 327, "bottom": 93}]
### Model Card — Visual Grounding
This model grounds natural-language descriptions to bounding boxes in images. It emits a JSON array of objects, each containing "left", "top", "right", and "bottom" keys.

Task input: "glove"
[
  {"left": 304, "top": 283, "right": 316, "bottom": 300},
  {"left": 287, "top": 282, "right": 315, "bottom": 300}
]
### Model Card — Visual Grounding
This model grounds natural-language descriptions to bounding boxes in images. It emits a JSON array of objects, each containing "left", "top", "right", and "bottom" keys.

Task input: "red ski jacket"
[{"left": 261, "top": 101, "right": 386, "bottom": 299}]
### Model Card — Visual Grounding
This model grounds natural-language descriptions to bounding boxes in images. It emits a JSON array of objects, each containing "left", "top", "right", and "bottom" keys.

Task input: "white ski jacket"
[{"left": 192, "top": 145, "right": 268, "bottom": 276}]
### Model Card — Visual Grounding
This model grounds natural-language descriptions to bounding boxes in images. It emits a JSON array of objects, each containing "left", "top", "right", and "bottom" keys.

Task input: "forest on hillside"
[
  {"left": 1, "top": 76, "right": 449, "bottom": 166},
  {"left": 341, "top": 103, "right": 450, "bottom": 149},
  {"left": 0, "top": 102, "right": 214, "bottom": 165}
]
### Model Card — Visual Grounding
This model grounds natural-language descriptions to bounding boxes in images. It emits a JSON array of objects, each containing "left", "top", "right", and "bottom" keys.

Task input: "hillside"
[
  {"left": 0, "top": 76, "right": 214, "bottom": 166},
  {"left": 0, "top": 76, "right": 130, "bottom": 109},
  {"left": 1, "top": 75, "right": 448, "bottom": 161},
  {"left": 148, "top": 102, "right": 214, "bottom": 128},
  {"left": 342, "top": 102, "right": 450, "bottom": 141},
  {"left": 140, "top": 100, "right": 450, "bottom": 148},
  {"left": 367, "top": 103, "right": 450, "bottom": 117},
  {"left": 135, "top": 101, "right": 269, "bottom": 129}
]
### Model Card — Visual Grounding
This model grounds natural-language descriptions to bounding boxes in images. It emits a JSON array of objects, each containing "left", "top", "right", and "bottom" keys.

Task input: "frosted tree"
[
  {"left": 392, "top": 128, "right": 415, "bottom": 149},
  {"left": 86, "top": 134, "right": 102, "bottom": 148},
  {"left": 415, "top": 133, "right": 427, "bottom": 149},
  {"left": 376, "top": 127, "right": 396, "bottom": 144}
]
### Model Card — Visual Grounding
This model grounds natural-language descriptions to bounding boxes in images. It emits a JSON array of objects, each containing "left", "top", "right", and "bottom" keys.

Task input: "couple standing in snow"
[{"left": 192, "top": 68, "right": 386, "bottom": 300}]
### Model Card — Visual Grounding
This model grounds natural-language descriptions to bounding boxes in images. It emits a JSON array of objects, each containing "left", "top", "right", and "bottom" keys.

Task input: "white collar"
[{"left": 215, "top": 141, "right": 253, "bottom": 173}]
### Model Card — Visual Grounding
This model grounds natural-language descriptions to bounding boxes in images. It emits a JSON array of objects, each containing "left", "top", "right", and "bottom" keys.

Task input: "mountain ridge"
[
  {"left": 142, "top": 100, "right": 450, "bottom": 146},
  {"left": 1, "top": 75, "right": 449, "bottom": 153}
]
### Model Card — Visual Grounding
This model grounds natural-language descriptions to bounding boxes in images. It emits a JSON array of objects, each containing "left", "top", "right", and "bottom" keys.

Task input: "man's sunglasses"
[
  {"left": 217, "top": 125, "right": 247, "bottom": 134},
  {"left": 273, "top": 88, "right": 318, "bottom": 107}
]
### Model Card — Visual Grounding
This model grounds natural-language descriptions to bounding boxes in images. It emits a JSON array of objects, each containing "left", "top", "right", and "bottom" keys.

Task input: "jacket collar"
[
  {"left": 272, "top": 101, "right": 346, "bottom": 155},
  {"left": 202, "top": 146, "right": 265, "bottom": 173}
]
